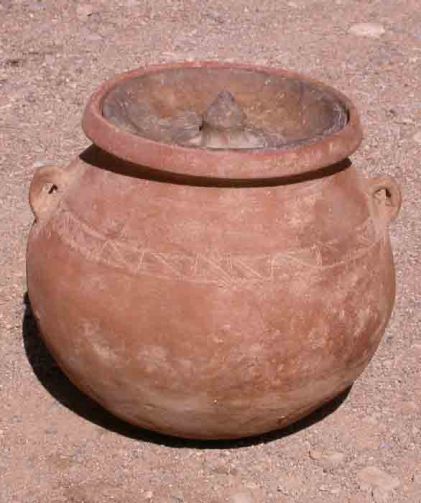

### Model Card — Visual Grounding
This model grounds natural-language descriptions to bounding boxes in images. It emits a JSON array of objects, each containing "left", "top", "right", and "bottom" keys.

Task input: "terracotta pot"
[{"left": 26, "top": 62, "right": 401, "bottom": 439}]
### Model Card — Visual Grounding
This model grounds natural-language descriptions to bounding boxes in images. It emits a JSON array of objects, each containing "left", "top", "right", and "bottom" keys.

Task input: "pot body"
[{"left": 26, "top": 150, "right": 400, "bottom": 439}]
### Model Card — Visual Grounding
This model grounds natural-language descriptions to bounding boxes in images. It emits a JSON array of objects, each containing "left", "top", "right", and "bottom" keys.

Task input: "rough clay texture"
[
  {"left": 26, "top": 150, "right": 396, "bottom": 439},
  {"left": 0, "top": 0, "right": 420, "bottom": 502}
]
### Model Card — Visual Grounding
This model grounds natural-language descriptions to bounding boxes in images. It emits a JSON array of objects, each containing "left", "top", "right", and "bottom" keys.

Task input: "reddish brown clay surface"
[
  {"left": 27, "top": 62, "right": 401, "bottom": 440},
  {"left": 83, "top": 62, "right": 361, "bottom": 178},
  {"left": 2, "top": 1, "right": 420, "bottom": 502}
]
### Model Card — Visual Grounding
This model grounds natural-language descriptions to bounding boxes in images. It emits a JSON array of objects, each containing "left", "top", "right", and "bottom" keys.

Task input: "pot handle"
[
  {"left": 29, "top": 165, "right": 66, "bottom": 222},
  {"left": 367, "top": 175, "right": 402, "bottom": 224}
]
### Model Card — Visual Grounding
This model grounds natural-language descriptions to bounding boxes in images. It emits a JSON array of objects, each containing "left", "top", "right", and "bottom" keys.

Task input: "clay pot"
[{"left": 26, "top": 62, "right": 401, "bottom": 439}]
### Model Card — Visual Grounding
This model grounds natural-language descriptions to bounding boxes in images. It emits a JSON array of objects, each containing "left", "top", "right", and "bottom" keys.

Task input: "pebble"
[
  {"left": 412, "top": 131, "right": 421, "bottom": 145},
  {"left": 357, "top": 466, "right": 400, "bottom": 493},
  {"left": 86, "top": 33, "right": 103, "bottom": 42},
  {"left": 309, "top": 449, "right": 323, "bottom": 460},
  {"left": 363, "top": 415, "right": 378, "bottom": 425},
  {"left": 29, "top": 2, "right": 45, "bottom": 11},
  {"left": 309, "top": 449, "right": 345, "bottom": 467},
  {"left": 144, "top": 491, "right": 153, "bottom": 500},
  {"left": 325, "top": 452, "right": 345, "bottom": 465},
  {"left": 76, "top": 4, "right": 95, "bottom": 18},
  {"left": 395, "top": 117, "right": 415, "bottom": 125},
  {"left": 229, "top": 489, "right": 255, "bottom": 503},
  {"left": 412, "top": 472, "right": 421, "bottom": 484},
  {"left": 348, "top": 23, "right": 386, "bottom": 38}
]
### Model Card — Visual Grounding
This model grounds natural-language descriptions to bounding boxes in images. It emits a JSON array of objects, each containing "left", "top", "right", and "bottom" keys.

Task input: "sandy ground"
[{"left": 0, "top": 1, "right": 420, "bottom": 502}]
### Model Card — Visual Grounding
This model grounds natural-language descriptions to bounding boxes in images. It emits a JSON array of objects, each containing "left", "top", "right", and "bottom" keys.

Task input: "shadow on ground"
[{"left": 22, "top": 293, "right": 351, "bottom": 449}]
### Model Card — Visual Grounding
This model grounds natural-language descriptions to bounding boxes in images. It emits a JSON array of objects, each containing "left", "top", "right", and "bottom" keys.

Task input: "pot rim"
[{"left": 82, "top": 61, "right": 363, "bottom": 179}]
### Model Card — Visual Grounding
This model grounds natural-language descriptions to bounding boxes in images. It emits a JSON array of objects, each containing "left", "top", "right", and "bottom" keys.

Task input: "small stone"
[
  {"left": 144, "top": 491, "right": 153, "bottom": 500},
  {"left": 229, "top": 489, "right": 255, "bottom": 503},
  {"left": 348, "top": 496, "right": 364, "bottom": 503},
  {"left": 325, "top": 452, "right": 345, "bottom": 466},
  {"left": 412, "top": 131, "right": 421, "bottom": 145},
  {"left": 276, "top": 485, "right": 288, "bottom": 495},
  {"left": 86, "top": 33, "right": 103, "bottom": 42},
  {"left": 212, "top": 463, "right": 230, "bottom": 475},
  {"left": 357, "top": 466, "right": 400, "bottom": 493},
  {"left": 326, "top": 452, "right": 345, "bottom": 463},
  {"left": 309, "top": 449, "right": 345, "bottom": 467},
  {"left": 349, "top": 23, "right": 386, "bottom": 38},
  {"left": 412, "top": 472, "right": 421, "bottom": 484},
  {"left": 44, "top": 427, "right": 57, "bottom": 435},
  {"left": 309, "top": 449, "right": 323, "bottom": 460},
  {"left": 394, "top": 117, "right": 415, "bottom": 125},
  {"left": 44, "top": 54, "right": 55, "bottom": 66},
  {"left": 76, "top": 4, "right": 94, "bottom": 18},
  {"left": 29, "top": 1, "right": 45, "bottom": 10},
  {"left": 363, "top": 415, "right": 378, "bottom": 425}
]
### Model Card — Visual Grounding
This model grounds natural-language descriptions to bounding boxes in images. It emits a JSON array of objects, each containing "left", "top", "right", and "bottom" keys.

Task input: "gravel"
[{"left": 1, "top": 1, "right": 420, "bottom": 502}]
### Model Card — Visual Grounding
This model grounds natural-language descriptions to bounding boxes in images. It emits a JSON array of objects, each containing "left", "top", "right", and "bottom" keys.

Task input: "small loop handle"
[
  {"left": 368, "top": 175, "right": 402, "bottom": 224},
  {"left": 29, "top": 165, "right": 64, "bottom": 222}
]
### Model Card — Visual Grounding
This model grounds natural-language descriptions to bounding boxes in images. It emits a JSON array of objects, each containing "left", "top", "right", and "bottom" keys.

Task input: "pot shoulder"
[{"left": 31, "top": 156, "right": 383, "bottom": 261}]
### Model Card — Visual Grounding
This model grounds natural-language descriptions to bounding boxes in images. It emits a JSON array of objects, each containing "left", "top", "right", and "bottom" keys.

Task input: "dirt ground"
[{"left": 0, "top": 0, "right": 420, "bottom": 502}]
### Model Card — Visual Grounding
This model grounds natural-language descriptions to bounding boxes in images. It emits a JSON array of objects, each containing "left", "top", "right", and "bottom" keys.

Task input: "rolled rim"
[{"left": 82, "top": 61, "right": 363, "bottom": 179}]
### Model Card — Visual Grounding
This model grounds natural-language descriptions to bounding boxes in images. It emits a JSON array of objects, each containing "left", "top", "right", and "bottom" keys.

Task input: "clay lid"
[{"left": 82, "top": 62, "right": 362, "bottom": 179}]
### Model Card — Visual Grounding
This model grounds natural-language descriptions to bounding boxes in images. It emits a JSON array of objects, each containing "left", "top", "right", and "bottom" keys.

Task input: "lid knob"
[
  {"left": 170, "top": 90, "right": 269, "bottom": 149},
  {"left": 203, "top": 91, "right": 247, "bottom": 131}
]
